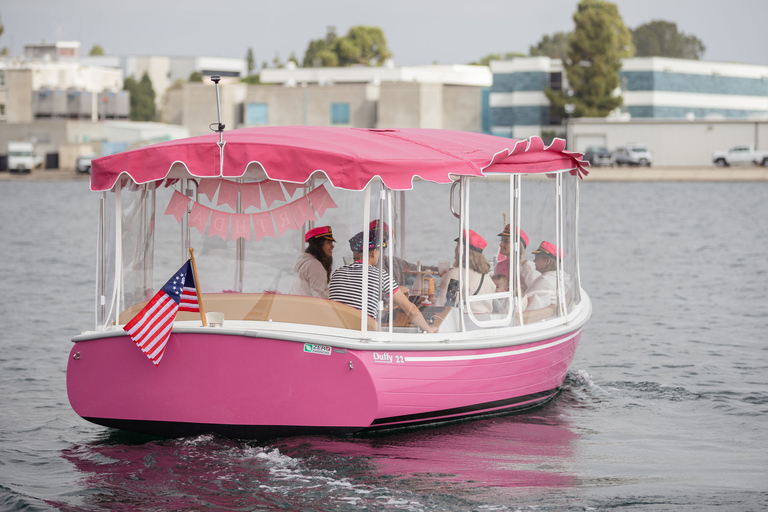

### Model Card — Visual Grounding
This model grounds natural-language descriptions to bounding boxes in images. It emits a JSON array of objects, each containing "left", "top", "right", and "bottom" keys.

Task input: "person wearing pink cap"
[
  {"left": 495, "top": 224, "right": 540, "bottom": 296},
  {"left": 432, "top": 229, "right": 496, "bottom": 314},
  {"left": 290, "top": 226, "right": 336, "bottom": 299},
  {"left": 523, "top": 241, "right": 567, "bottom": 317}
]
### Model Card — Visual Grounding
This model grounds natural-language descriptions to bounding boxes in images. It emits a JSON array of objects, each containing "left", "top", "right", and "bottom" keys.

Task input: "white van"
[{"left": 7, "top": 142, "right": 43, "bottom": 173}]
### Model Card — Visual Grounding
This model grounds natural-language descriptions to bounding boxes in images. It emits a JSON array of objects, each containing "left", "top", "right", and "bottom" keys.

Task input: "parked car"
[
  {"left": 613, "top": 144, "right": 652, "bottom": 166},
  {"left": 583, "top": 146, "right": 614, "bottom": 167},
  {"left": 76, "top": 153, "right": 98, "bottom": 173},
  {"left": 712, "top": 145, "right": 768, "bottom": 167}
]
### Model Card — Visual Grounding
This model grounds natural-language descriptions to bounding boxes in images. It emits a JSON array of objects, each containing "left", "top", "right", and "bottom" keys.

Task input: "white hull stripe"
[{"left": 403, "top": 329, "right": 581, "bottom": 363}]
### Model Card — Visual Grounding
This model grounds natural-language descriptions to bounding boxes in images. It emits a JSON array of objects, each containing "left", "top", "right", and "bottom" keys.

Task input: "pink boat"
[{"left": 67, "top": 97, "right": 591, "bottom": 439}]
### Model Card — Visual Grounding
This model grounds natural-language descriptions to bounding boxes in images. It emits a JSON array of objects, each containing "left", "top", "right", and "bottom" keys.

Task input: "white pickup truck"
[{"left": 712, "top": 145, "right": 768, "bottom": 167}]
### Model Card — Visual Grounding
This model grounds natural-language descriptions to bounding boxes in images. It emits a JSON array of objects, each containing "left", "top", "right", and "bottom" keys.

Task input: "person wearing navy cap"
[
  {"left": 329, "top": 229, "right": 438, "bottom": 333},
  {"left": 432, "top": 229, "right": 496, "bottom": 314},
  {"left": 290, "top": 226, "right": 336, "bottom": 298}
]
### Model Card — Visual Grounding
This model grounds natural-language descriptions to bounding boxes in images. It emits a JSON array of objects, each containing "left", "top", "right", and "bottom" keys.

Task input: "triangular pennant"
[
  {"left": 271, "top": 203, "right": 298, "bottom": 236},
  {"left": 164, "top": 190, "right": 191, "bottom": 224},
  {"left": 252, "top": 212, "right": 276, "bottom": 241},
  {"left": 306, "top": 184, "right": 338, "bottom": 218},
  {"left": 217, "top": 180, "right": 240, "bottom": 209},
  {"left": 198, "top": 178, "right": 220, "bottom": 202},
  {"left": 289, "top": 195, "right": 317, "bottom": 225},
  {"left": 282, "top": 181, "right": 306, "bottom": 198},
  {"left": 240, "top": 182, "right": 262, "bottom": 210},
  {"left": 189, "top": 202, "right": 211, "bottom": 235},
  {"left": 209, "top": 210, "right": 230, "bottom": 240},
  {"left": 261, "top": 180, "right": 286, "bottom": 208},
  {"left": 231, "top": 213, "right": 252, "bottom": 241}
]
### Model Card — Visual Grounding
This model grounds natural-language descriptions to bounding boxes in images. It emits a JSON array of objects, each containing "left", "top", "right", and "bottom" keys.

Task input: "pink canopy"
[{"left": 90, "top": 126, "right": 588, "bottom": 192}]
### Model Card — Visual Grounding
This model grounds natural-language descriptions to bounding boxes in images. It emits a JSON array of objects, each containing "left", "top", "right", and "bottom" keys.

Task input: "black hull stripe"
[
  {"left": 83, "top": 417, "right": 365, "bottom": 440},
  {"left": 82, "top": 388, "right": 560, "bottom": 440},
  {"left": 370, "top": 388, "right": 560, "bottom": 426}
]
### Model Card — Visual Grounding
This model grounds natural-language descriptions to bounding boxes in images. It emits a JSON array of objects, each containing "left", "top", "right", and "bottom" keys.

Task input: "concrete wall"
[
  {"left": 6, "top": 70, "right": 34, "bottom": 123},
  {"left": 165, "top": 82, "right": 245, "bottom": 137},
  {"left": 568, "top": 118, "right": 768, "bottom": 166},
  {"left": 378, "top": 83, "right": 421, "bottom": 128}
]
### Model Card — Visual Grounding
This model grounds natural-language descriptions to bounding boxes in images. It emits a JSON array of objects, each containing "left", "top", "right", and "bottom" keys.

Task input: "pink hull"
[{"left": 67, "top": 329, "right": 581, "bottom": 439}]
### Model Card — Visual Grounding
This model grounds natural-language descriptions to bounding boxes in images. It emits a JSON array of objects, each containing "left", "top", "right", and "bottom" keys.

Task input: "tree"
[
  {"left": 632, "top": 20, "right": 705, "bottom": 59},
  {"left": 241, "top": 74, "right": 261, "bottom": 85},
  {"left": 336, "top": 26, "right": 391, "bottom": 66},
  {"left": 245, "top": 47, "right": 255, "bottom": 75},
  {"left": 546, "top": 0, "right": 634, "bottom": 118},
  {"left": 469, "top": 52, "right": 525, "bottom": 66},
  {"left": 188, "top": 71, "right": 203, "bottom": 82},
  {"left": 0, "top": 11, "right": 8, "bottom": 56},
  {"left": 303, "top": 25, "right": 392, "bottom": 67},
  {"left": 89, "top": 44, "right": 105, "bottom": 56},
  {"left": 124, "top": 72, "right": 156, "bottom": 121},
  {"left": 271, "top": 51, "right": 283, "bottom": 69},
  {"left": 529, "top": 32, "right": 570, "bottom": 59},
  {"left": 303, "top": 26, "right": 340, "bottom": 67}
]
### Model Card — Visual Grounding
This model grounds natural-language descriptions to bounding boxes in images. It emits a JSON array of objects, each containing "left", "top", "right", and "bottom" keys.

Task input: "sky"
[{"left": 2, "top": 0, "right": 767, "bottom": 67}]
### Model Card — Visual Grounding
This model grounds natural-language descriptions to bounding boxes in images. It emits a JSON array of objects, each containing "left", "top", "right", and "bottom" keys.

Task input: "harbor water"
[{"left": 0, "top": 179, "right": 766, "bottom": 511}]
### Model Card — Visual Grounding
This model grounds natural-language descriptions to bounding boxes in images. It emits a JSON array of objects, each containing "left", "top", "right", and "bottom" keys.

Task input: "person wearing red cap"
[
  {"left": 432, "top": 229, "right": 496, "bottom": 314},
  {"left": 523, "top": 241, "right": 567, "bottom": 316},
  {"left": 495, "top": 224, "right": 539, "bottom": 295},
  {"left": 290, "top": 226, "right": 336, "bottom": 299}
]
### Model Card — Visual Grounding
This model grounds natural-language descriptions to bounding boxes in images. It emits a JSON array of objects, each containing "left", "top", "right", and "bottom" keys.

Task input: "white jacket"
[{"left": 290, "top": 252, "right": 330, "bottom": 298}]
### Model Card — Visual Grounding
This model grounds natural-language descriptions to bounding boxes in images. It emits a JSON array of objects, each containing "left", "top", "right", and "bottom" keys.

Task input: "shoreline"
[{"left": 2, "top": 166, "right": 768, "bottom": 183}]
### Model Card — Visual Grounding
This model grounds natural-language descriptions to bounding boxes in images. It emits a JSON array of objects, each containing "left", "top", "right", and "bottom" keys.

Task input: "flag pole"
[{"left": 188, "top": 248, "right": 208, "bottom": 327}]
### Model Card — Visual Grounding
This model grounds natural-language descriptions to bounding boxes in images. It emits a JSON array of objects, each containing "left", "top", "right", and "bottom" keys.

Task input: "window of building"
[
  {"left": 548, "top": 72, "right": 562, "bottom": 91},
  {"left": 330, "top": 103, "right": 350, "bottom": 125},
  {"left": 246, "top": 103, "right": 268, "bottom": 125},
  {"left": 0, "top": 104, "right": 5, "bottom": 118}
]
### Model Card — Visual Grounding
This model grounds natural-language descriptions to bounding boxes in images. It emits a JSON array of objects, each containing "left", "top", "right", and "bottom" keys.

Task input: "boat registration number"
[{"left": 373, "top": 352, "right": 405, "bottom": 364}]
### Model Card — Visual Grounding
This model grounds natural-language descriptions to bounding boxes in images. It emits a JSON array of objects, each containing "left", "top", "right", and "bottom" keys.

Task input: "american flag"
[{"left": 124, "top": 260, "right": 199, "bottom": 366}]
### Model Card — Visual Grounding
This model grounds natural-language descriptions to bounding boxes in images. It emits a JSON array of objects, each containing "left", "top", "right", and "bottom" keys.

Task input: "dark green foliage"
[
  {"left": 303, "top": 25, "right": 392, "bottom": 67},
  {"left": 546, "top": 0, "right": 634, "bottom": 118},
  {"left": 124, "top": 72, "right": 156, "bottom": 122},
  {"left": 529, "top": 32, "right": 570, "bottom": 60},
  {"left": 246, "top": 47, "right": 256, "bottom": 75},
  {"left": 469, "top": 52, "right": 526, "bottom": 66},
  {"left": 241, "top": 74, "right": 261, "bottom": 85},
  {"left": 632, "top": 20, "right": 706, "bottom": 59}
]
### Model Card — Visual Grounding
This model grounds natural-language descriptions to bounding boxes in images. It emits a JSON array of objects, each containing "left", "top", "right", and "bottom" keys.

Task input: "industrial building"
[
  {"left": 165, "top": 63, "right": 492, "bottom": 136},
  {"left": 489, "top": 56, "right": 768, "bottom": 141}
]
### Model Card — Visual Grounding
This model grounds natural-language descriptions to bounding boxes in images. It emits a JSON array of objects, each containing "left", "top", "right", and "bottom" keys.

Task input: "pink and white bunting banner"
[{"left": 165, "top": 182, "right": 337, "bottom": 242}]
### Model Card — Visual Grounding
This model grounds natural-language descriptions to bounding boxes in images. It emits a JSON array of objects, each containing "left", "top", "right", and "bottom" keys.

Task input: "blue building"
[{"left": 489, "top": 56, "right": 768, "bottom": 140}]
